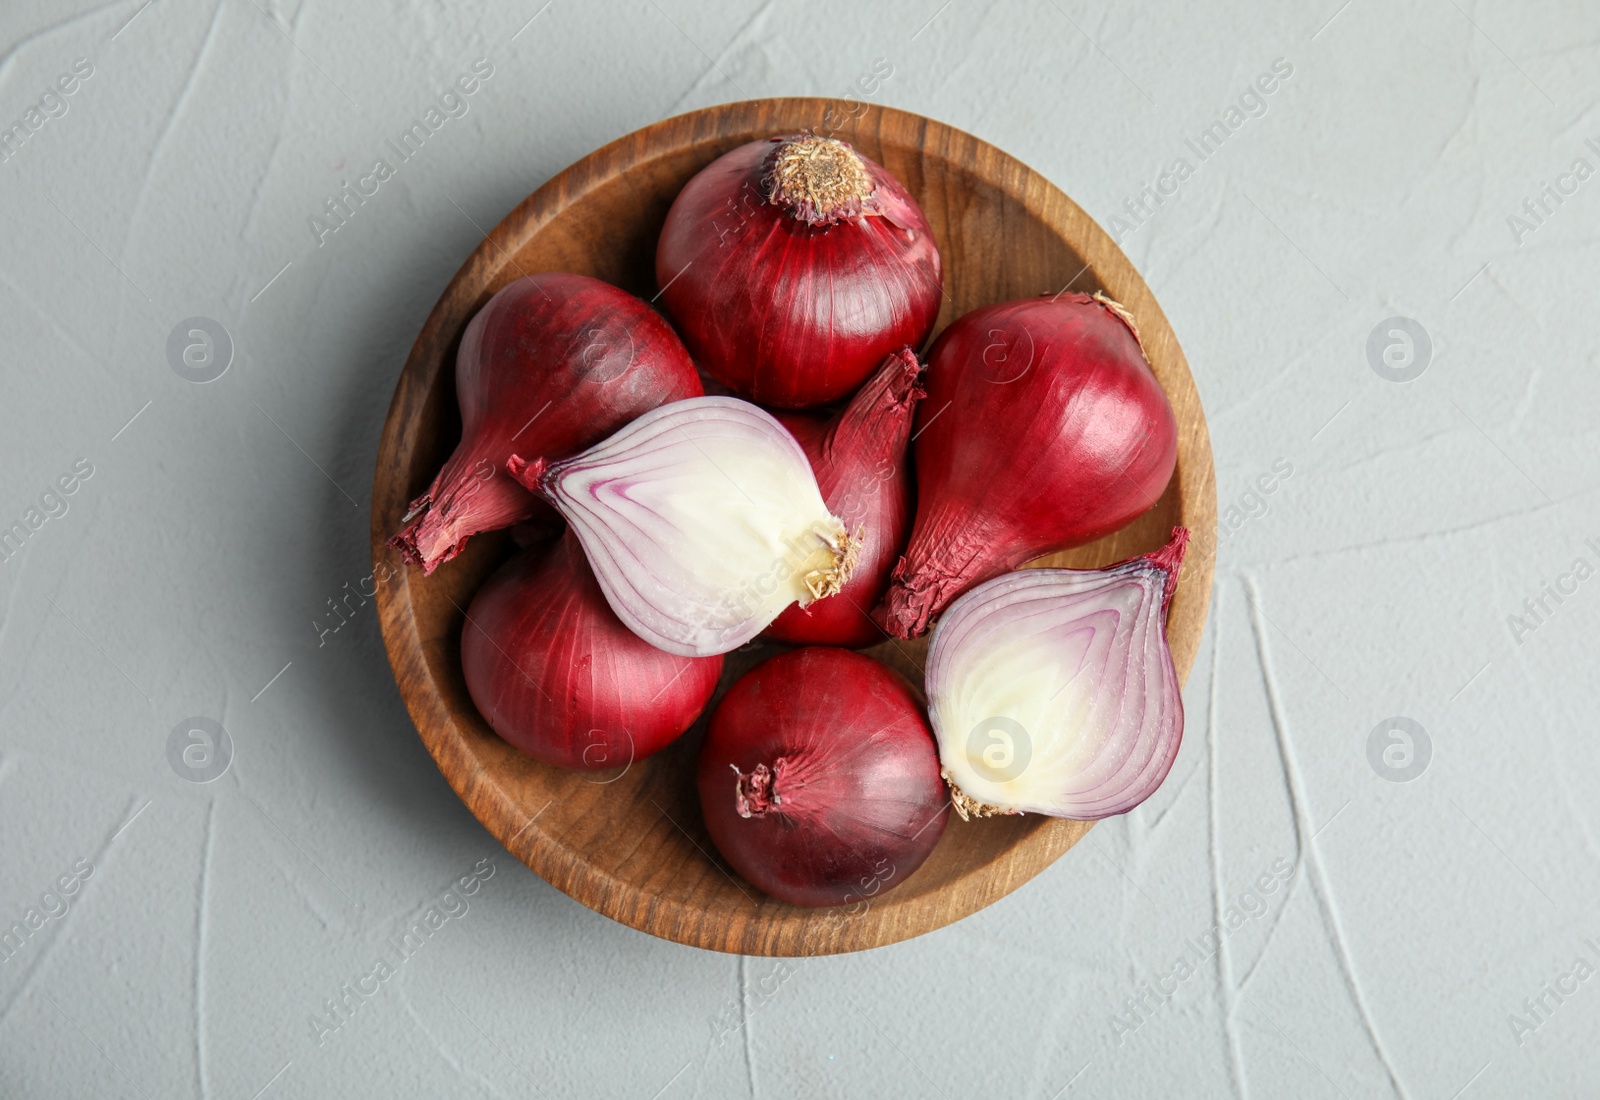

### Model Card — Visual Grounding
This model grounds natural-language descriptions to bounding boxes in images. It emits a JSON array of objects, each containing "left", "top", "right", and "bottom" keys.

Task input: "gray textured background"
[{"left": 2, "top": 1, "right": 1597, "bottom": 1097}]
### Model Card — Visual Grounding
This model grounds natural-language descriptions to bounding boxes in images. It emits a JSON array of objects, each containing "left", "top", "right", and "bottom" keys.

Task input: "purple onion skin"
[
  {"left": 883, "top": 293, "right": 1178, "bottom": 637},
  {"left": 390, "top": 273, "right": 702, "bottom": 573},
  {"left": 697, "top": 648, "right": 948, "bottom": 908},
  {"left": 462, "top": 532, "right": 722, "bottom": 770},
  {"left": 764, "top": 349, "right": 921, "bottom": 648},
  {"left": 656, "top": 138, "right": 942, "bottom": 409}
]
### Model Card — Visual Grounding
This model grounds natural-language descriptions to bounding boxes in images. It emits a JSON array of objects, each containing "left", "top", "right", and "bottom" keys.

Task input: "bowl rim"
[{"left": 371, "top": 96, "right": 1217, "bottom": 955}]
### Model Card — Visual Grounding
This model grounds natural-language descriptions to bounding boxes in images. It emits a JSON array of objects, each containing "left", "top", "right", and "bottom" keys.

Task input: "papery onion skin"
[
  {"left": 656, "top": 136, "right": 942, "bottom": 408},
  {"left": 507, "top": 396, "right": 859, "bottom": 658},
  {"left": 389, "top": 273, "right": 702, "bottom": 574},
  {"left": 461, "top": 531, "right": 722, "bottom": 770},
  {"left": 697, "top": 648, "right": 949, "bottom": 907},
  {"left": 764, "top": 349, "right": 922, "bottom": 647},
  {"left": 882, "top": 293, "right": 1178, "bottom": 637},
  {"left": 926, "top": 528, "right": 1189, "bottom": 821}
]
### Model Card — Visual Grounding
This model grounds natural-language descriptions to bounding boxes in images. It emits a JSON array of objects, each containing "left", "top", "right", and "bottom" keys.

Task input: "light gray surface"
[{"left": 1, "top": 1, "right": 1596, "bottom": 1097}]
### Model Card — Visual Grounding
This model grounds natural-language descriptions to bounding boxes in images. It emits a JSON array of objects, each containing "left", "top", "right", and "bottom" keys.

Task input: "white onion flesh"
[
  {"left": 925, "top": 535, "right": 1186, "bottom": 820},
  {"left": 518, "top": 397, "right": 857, "bottom": 658}
]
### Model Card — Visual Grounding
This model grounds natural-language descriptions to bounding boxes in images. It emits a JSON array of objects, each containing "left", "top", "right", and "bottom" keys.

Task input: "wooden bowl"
[{"left": 371, "top": 98, "right": 1216, "bottom": 956}]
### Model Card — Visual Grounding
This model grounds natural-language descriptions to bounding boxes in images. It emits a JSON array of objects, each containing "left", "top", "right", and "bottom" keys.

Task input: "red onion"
[
  {"left": 461, "top": 531, "right": 722, "bottom": 770},
  {"left": 764, "top": 349, "right": 922, "bottom": 648},
  {"left": 508, "top": 397, "right": 858, "bottom": 658},
  {"left": 881, "top": 293, "right": 1179, "bottom": 637},
  {"left": 655, "top": 135, "right": 942, "bottom": 408},
  {"left": 697, "top": 648, "right": 949, "bottom": 908},
  {"left": 927, "top": 528, "right": 1188, "bottom": 820},
  {"left": 390, "top": 273, "right": 701, "bottom": 573}
]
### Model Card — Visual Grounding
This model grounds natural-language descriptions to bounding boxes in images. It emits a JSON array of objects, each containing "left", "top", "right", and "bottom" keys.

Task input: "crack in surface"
[
  {"left": 1204, "top": 586, "right": 1247, "bottom": 1099},
  {"left": 1235, "top": 872, "right": 1303, "bottom": 993},
  {"left": 739, "top": 955, "right": 757, "bottom": 1099},
  {"left": 0, "top": 792, "right": 145, "bottom": 1026},
  {"left": 193, "top": 797, "right": 218, "bottom": 1099},
  {"left": 656, "top": 0, "right": 779, "bottom": 116},
  {"left": 1243, "top": 575, "right": 1409, "bottom": 1099},
  {"left": 0, "top": 269, "right": 102, "bottom": 368},
  {"left": 125, "top": 0, "right": 229, "bottom": 275},
  {"left": 0, "top": 0, "right": 125, "bottom": 89},
  {"left": 1255, "top": 488, "right": 1592, "bottom": 570},
  {"left": 394, "top": 982, "right": 509, "bottom": 1097}
]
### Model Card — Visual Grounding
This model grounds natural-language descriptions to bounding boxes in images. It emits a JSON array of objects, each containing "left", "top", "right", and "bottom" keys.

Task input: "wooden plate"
[{"left": 371, "top": 98, "right": 1216, "bottom": 956}]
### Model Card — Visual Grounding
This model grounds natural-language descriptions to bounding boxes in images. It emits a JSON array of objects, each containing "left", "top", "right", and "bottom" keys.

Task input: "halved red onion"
[
  {"left": 506, "top": 397, "right": 858, "bottom": 657},
  {"left": 926, "top": 528, "right": 1189, "bottom": 820}
]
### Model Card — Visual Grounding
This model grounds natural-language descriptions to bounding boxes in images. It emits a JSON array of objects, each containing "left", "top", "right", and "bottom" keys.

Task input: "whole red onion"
[
  {"left": 656, "top": 135, "right": 942, "bottom": 408},
  {"left": 461, "top": 531, "right": 722, "bottom": 770},
  {"left": 763, "top": 349, "right": 922, "bottom": 647},
  {"left": 390, "top": 273, "right": 701, "bottom": 573},
  {"left": 697, "top": 648, "right": 949, "bottom": 908},
  {"left": 881, "top": 293, "right": 1179, "bottom": 637}
]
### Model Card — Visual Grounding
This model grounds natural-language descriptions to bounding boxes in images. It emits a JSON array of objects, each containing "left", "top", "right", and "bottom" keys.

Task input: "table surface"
[{"left": 1, "top": 2, "right": 1595, "bottom": 1097}]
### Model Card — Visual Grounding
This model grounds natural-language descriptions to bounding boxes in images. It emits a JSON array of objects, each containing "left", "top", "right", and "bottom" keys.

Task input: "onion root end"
[{"left": 942, "top": 772, "right": 1019, "bottom": 822}]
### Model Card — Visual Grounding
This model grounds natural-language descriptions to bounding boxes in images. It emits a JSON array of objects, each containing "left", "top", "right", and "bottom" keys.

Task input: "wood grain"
[{"left": 371, "top": 98, "right": 1217, "bottom": 956}]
